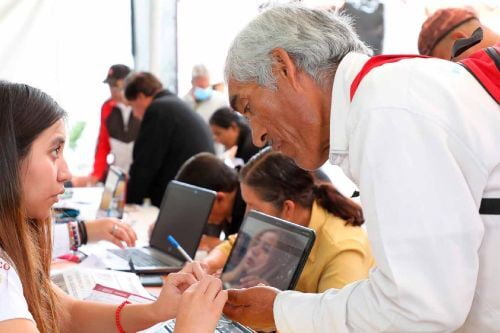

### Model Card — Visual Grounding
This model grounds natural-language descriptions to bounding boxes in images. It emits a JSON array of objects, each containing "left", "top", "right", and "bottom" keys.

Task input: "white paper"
[{"left": 51, "top": 267, "right": 151, "bottom": 300}]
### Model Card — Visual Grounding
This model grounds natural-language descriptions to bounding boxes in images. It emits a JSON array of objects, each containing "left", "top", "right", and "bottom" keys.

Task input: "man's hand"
[{"left": 223, "top": 286, "right": 279, "bottom": 332}]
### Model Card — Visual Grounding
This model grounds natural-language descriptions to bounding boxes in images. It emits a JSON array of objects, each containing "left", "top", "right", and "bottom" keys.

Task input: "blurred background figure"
[
  {"left": 183, "top": 64, "right": 228, "bottom": 123},
  {"left": 209, "top": 107, "right": 261, "bottom": 167},
  {"left": 175, "top": 152, "right": 247, "bottom": 251},
  {"left": 124, "top": 72, "right": 214, "bottom": 207},
  {"left": 418, "top": 7, "right": 499, "bottom": 60},
  {"left": 72, "top": 64, "right": 140, "bottom": 186}
]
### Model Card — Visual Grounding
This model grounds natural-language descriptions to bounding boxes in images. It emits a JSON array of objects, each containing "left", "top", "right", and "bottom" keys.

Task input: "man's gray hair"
[
  {"left": 192, "top": 64, "right": 210, "bottom": 79},
  {"left": 225, "top": 5, "right": 371, "bottom": 89}
]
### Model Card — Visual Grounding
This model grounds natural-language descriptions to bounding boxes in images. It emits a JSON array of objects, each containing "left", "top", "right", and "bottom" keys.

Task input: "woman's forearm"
[
  {"left": 66, "top": 300, "right": 161, "bottom": 333},
  {"left": 55, "top": 286, "right": 163, "bottom": 333}
]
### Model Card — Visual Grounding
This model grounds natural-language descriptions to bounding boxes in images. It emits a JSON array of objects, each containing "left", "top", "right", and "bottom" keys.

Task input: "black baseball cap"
[{"left": 103, "top": 64, "right": 131, "bottom": 84}]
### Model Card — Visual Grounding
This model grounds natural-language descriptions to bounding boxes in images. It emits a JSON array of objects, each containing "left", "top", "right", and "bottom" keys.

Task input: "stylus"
[{"left": 167, "top": 235, "right": 194, "bottom": 263}]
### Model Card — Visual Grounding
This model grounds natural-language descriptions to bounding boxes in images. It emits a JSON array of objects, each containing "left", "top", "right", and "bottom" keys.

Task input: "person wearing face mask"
[
  {"left": 72, "top": 64, "right": 141, "bottom": 186},
  {"left": 183, "top": 64, "right": 228, "bottom": 123}
]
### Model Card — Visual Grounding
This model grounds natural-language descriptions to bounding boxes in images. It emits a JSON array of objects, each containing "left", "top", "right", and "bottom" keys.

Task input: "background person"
[
  {"left": 204, "top": 149, "right": 375, "bottom": 292},
  {"left": 209, "top": 107, "right": 261, "bottom": 165},
  {"left": 183, "top": 64, "right": 228, "bottom": 123},
  {"left": 175, "top": 152, "right": 246, "bottom": 250},
  {"left": 124, "top": 72, "right": 215, "bottom": 207},
  {"left": 418, "top": 7, "right": 500, "bottom": 60},
  {"left": 72, "top": 64, "right": 141, "bottom": 186},
  {"left": 221, "top": 5, "right": 500, "bottom": 332}
]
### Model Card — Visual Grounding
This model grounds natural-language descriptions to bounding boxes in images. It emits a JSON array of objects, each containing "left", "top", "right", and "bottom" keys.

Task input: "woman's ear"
[
  {"left": 270, "top": 48, "right": 299, "bottom": 90},
  {"left": 280, "top": 200, "right": 296, "bottom": 220},
  {"left": 216, "top": 192, "right": 226, "bottom": 203}
]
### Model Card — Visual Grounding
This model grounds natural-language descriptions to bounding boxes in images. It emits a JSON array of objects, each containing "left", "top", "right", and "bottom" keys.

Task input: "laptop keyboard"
[
  {"left": 160, "top": 317, "right": 252, "bottom": 333},
  {"left": 108, "top": 249, "right": 170, "bottom": 267}
]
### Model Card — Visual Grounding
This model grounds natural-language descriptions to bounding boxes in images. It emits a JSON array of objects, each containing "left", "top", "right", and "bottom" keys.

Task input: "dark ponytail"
[
  {"left": 312, "top": 184, "right": 364, "bottom": 226},
  {"left": 241, "top": 148, "right": 364, "bottom": 227}
]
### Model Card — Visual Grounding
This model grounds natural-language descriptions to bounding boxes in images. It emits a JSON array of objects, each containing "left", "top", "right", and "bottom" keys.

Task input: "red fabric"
[
  {"left": 459, "top": 44, "right": 500, "bottom": 104},
  {"left": 91, "top": 99, "right": 115, "bottom": 181},
  {"left": 350, "top": 55, "right": 430, "bottom": 101}
]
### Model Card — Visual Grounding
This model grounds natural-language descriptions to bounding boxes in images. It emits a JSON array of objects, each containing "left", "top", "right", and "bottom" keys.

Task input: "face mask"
[{"left": 193, "top": 87, "right": 213, "bottom": 102}]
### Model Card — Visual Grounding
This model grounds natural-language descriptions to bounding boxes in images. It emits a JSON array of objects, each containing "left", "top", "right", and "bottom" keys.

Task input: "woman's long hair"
[
  {"left": 240, "top": 149, "right": 364, "bottom": 226},
  {"left": 0, "top": 81, "right": 65, "bottom": 332}
]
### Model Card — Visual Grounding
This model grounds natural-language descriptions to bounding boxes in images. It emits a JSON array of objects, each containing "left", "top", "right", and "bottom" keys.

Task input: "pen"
[
  {"left": 128, "top": 256, "right": 136, "bottom": 274},
  {"left": 167, "top": 235, "right": 194, "bottom": 263}
]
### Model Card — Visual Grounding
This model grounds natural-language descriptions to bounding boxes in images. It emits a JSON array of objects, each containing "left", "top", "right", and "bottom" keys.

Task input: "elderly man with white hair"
[
  {"left": 183, "top": 64, "right": 228, "bottom": 123},
  {"left": 222, "top": 5, "right": 500, "bottom": 333}
]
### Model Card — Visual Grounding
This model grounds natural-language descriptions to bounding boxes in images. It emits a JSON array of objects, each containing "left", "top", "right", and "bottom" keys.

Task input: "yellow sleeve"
[
  {"left": 317, "top": 244, "right": 372, "bottom": 292},
  {"left": 214, "top": 234, "right": 238, "bottom": 257}
]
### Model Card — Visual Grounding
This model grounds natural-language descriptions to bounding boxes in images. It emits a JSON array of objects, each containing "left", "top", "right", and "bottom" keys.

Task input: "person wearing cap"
[
  {"left": 72, "top": 64, "right": 141, "bottom": 186},
  {"left": 219, "top": 5, "right": 500, "bottom": 332},
  {"left": 418, "top": 7, "right": 499, "bottom": 60},
  {"left": 124, "top": 72, "right": 215, "bottom": 207},
  {"left": 183, "top": 64, "right": 228, "bottom": 123}
]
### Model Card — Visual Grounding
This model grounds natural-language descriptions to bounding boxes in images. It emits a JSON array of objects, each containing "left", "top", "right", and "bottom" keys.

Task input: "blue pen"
[{"left": 167, "top": 235, "right": 194, "bottom": 263}]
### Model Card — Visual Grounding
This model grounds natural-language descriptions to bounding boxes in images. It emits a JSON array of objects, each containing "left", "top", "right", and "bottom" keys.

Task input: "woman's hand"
[
  {"left": 150, "top": 262, "right": 206, "bottom": 321},
  {"left": 174, "top": 275, "right": 228, "bottom": 333},
  {"left": 85, "top": 218, "right": 137, "bottom": 248}
]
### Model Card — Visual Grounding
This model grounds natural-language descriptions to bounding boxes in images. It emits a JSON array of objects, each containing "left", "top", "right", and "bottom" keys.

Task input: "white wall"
[{"left": 0, "top": 0, "right": 133, "bottom": 175}]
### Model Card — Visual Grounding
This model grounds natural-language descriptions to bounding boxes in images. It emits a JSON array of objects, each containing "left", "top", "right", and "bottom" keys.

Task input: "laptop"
[
  {"left": 106, "top": 180, "right": 216, "bottom": 273},
  {"left": 160, "top": 210, "right": 316, "bottom": 332},
  {"left": 97, "top": 166, "right": 127, "bottom": 219}
]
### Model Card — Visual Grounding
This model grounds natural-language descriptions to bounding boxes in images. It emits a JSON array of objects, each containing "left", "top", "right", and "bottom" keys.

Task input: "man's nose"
[{"left": 250, "top": 122, "right": 268, "bottom": 148}]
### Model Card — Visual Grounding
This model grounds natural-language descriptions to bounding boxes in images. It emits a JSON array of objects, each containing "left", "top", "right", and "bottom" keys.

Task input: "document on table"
[{"left": 51, "top": 267, "right": 152, "bottom": 300}]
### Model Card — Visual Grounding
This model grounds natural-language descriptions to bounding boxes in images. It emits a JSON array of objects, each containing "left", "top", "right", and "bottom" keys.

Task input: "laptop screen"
[
  {"left": 149, "top": 181, "right": 216, "bottom": 262},
  {"left": 99, "top": 166, "right": 126, "bottom": 217},
  {"left": 221, "top": 210, "right": 315, "bottom": 291}
]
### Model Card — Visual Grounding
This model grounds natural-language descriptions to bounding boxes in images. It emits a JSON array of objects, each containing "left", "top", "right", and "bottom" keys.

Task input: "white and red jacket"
[{"left": 274, "top": 52, "right": 500, "bottom": 332}]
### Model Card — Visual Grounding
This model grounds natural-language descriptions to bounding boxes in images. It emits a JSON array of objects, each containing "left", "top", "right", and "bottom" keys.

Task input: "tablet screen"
[{"left": 221, "top": 212, "right": 313, "bottom": 290}]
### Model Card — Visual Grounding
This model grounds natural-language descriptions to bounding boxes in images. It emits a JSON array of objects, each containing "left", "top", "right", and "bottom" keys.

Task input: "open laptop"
[
  {"left": 97, "top": 166, "right": 127, "bottom": 219},
  {"left": 161, "top": 210, "right": 316, "bottom": 333},
  {"left": 106, "top": 180, "right": 216, "bottom": 273}
]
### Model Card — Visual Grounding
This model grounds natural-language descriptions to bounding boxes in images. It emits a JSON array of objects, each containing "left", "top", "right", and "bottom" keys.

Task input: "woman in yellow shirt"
[{"left": 203, "top": 149, "right": 375, "bottom": 292}]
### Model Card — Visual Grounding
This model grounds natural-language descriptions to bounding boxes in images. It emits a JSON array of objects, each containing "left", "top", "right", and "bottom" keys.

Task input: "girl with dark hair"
[
  {"left": 0, "top": 81, "right": 225, "bottom": 333},
  {"left": 209, "top": 107, "right": 260, "bottom": 163},
  {"left": 204, "top": 149, "right": 375, "bottom": 292}
]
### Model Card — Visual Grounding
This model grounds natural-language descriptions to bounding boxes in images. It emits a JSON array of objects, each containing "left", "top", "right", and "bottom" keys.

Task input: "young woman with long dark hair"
[{"left": 0, "top": 81, "right": 225, "bottom": 333}]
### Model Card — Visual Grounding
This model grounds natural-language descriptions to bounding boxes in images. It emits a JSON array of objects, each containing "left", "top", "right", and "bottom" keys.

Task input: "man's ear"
[
  {"left": 280, "top": 200, "right": 296, "bottom": 221},
  {"left": 449, "top": 30, "right": 468, "bottom": 41},
  {"left": 270, "top": 48, "right": 300, "bottom": 89}
]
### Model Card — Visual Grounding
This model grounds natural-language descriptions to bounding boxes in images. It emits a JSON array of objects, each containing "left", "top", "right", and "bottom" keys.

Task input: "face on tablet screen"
[{"left": 221, "top": 215, "right": 309, "bottom": 290}]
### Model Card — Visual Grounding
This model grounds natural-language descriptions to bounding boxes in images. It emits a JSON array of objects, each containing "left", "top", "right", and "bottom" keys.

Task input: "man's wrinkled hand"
[{"left": 223, "top": 286, "right": 279, "bottom": 332}]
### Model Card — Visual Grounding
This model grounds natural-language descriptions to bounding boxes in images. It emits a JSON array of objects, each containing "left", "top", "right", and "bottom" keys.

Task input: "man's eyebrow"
[{"left": 230, "top": 94, "right": 240, "bottom": 111}]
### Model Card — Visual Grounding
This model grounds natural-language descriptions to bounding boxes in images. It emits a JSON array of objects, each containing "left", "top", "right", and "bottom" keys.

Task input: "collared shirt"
[
  {"left": 274, "top": 52, "right": 500, "bottom": 332},
  {"left": 217, "top": 202, "right": 374, "bottom": 293}
]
